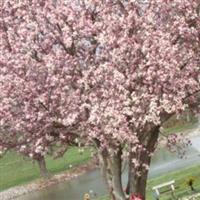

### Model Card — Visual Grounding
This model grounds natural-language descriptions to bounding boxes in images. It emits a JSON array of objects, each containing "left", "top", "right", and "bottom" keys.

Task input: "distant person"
[{"left": 83, "top": 193, "right": 90, "bottom": 200}]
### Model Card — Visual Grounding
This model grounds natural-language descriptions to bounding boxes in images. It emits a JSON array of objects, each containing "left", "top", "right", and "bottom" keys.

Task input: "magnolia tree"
[
  {"left": 80, "top": 1, "right": 200, "bottom": 199},
  {"left": 0, "top": 0, "right": 200, "bottom": 200},
  {"left": 0, "top": 0, "right": 84, "bottom": 176}
]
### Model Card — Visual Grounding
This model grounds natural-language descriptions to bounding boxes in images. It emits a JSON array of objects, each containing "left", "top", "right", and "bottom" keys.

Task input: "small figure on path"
[
  {"left": 187, "top": 177, "right": 196, "bottom": 192},
  {"left": 83, "top": 193, "right": 90, "bottom": 200}
]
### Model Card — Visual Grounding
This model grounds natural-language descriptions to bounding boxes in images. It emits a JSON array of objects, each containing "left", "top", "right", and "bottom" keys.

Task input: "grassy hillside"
[
  {"left": 163, "top": 115, "right": 198, "bottom": 135},
  {"left": 0, "top": 147, "right": 91, "bottom": 191}
]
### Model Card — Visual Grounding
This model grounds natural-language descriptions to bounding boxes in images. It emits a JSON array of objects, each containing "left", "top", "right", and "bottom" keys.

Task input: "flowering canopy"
[
  {"left": 0, "top": 0, "right": 200, "bottom": 158},
  {"left": 0, "top": 0, "right": 87, "bottom": 156},
  {"left": 80, "top": 0, "right": 200, "bottom": 151}
]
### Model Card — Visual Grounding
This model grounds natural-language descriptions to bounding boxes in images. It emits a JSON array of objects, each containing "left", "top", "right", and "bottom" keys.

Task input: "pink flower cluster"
[{"left": 0, "top": 0, "right": 199, "bottom": 165}]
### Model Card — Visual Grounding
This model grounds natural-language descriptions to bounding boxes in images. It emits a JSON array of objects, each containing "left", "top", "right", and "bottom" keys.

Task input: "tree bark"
[
  {"left": 128, "top": 152, "right": 151, "bottom": 199},
  {"left": 37, "top": 156, "right": 50, "bottom": 178},
  {"left": 127, "top": 127, "right": 160, "bottom": 200},
  {"left": 99, "top": 149, "right": 115, "bottom": 200},
  {"left": 99, "top": 147, "right": 126, "bottom": 200},
  {"left": 110, "top": 148, "right": 126, "bottom": 200}
]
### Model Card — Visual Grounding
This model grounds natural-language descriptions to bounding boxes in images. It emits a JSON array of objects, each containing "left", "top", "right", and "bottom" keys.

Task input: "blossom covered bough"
[{"left": 0, "top": 0, "right": 200, "bottom": 200}]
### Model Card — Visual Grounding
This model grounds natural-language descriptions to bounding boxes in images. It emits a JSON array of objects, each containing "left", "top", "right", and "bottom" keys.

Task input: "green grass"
[
  {"left": 97, "top": 165, "right": 200, "bottom": 200},
  {"left": 163, "top": 116, "right": 198, "bottom": 135},
  {"left": 147, "top": 165, "right": 200, "bottom": 200},
  {"left": 97, "top": 196, "right": 108, "bottom": 200},
  {"left": 0, "top": 147, "right": 91, "bottom": 191}
]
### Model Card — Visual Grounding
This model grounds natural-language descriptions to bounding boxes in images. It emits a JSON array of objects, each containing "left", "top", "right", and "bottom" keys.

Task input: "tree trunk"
[
  {"left": 127, "top": 127, "right": 160, "bottom": 200},
  {"left": 99, "top": 147, "right": 126, "bottom": 200},
  {"left": 128, "top": 152, "right": 151, "bottom": 199},
  {"left": 97, "top": 127, "right": 160, "bottom": 200},
  {"left": 110, "top": 148, "right": 126, "bottom": 200},
  {"left": 37, "top": 156, "right": 50, "bottom": 178},
  {"left": 98, "top": 149, "right": 115, "bottom": 200},
  {"left": 186, "top": 110, "right": 191, "bottom": 122}
]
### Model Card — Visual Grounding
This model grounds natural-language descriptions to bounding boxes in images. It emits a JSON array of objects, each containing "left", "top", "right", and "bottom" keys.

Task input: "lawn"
[
  {"left": 147, "top": 165, "right": 200, "bottom": 200},
  {"left": 0, "top": 147, "right": 91, "bottom": 191},
  {"left": 97, "top": 165, "right": 200, "bottom": 200},
  {"left": 163, "top": 115, "right": 198, "bottom": 135}
]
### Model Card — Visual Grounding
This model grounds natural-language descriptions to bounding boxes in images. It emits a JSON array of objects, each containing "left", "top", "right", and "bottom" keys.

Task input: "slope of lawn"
[
  {"left": 0, "top": 147, "right": 91, "bottom": 191},
  {"left": 163, "top": 115, "right": 198, "bottom": 135},
  {"left": 97, "top": 165, "right": 200, "bottom": 200},
  {"left": 147, "top": 165, "right": 200, "bottom": 200}
]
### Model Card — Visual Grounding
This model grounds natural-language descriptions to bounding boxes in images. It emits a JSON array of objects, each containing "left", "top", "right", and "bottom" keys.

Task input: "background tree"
[{"left": 0, "top": 0, "right": 84, "bottom": 177}]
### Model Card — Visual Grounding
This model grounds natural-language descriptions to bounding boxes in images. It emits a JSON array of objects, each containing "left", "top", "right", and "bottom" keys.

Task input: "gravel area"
[{"left": 0, "top": 184, "right": 38, "bottom": 200}]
